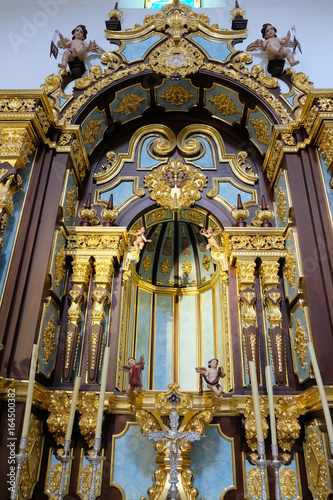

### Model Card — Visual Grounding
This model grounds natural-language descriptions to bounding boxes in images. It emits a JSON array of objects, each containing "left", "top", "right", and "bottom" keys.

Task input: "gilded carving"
[
  {"left": 43, "top": 314, "right": 56, "bottom": 364},
  {"left": 78, "top": 392, "right": 99, "bottom": 447},
  {"left": 101, "top": 51, "right": 122, "bottom": 71},
  {"left": 318, "top": 127, "right": 333, "bottom": 166},
  {"left": 285, "top": 68, "right": 314, "bottom": 93},
  {"left": 135, "top": 409, "right": 161, "bottom": 434},
  {"left": 115, "top": 94, "right": 146, "bottom": 114},
  {"left": 67, "top": 233, "right": 123, "bottom": 253},
  {"left": 250, "top": 119, "right": 270, "bottom": 145},
  {"left": 236, "top": 260, "right": 256, "bottom": 288},
  {"left": 140, "top": 467, "right": 167, "bottom": 500},
  {"left": 155, "top": 384, "right": 193, "bottom": 414},
  {"left": 305, "top": 425, "right": 329, "bottom": 499},
  {"left": 259, "top": 260, "right": 280, "bottom": 289},
  {"left": 182, "top": 258, "right": 192, "bottom": 276},
  {"left": 208, "top": 93, "right": 239, "bottom": 115},
  {"left": 143, "top": 254, "right": 152, "bottom": 272},
  {"left": 48, "top": 462, "right": 63, "bottom": 495},
  {"left": 149, "top": 38, "right": 204, "bottom": 78},
  {"left": 277, "top": 186, "right": 287, "bottom": 223},
  {"left": 202, "top": 254, "right": 211, "bottom": 271},
  {"left": 75, "top": 65, "right": 104, "bottom": 90},
  {"left": 142, "top": 0, "right": 210, "bottom": 33},
  {"left": 0, "top": 98, "right": 36, "bottom": 112},
  {"left": 59, "top": 133, "right": 73, "bottom": 146},
  {"left": 83, "top": 119, "right": 103, "bottom": 145},
  {"left": 161, "top": 258, "right": 171, "bottom": 276},
  {"left": 19, "top": 418, "right": 43, "bottom": 498},
  {"left": 66, "top": 185, "right": 76, "bottom": 222},
  {"left": 160, "top": 85, "right": 195, "bottom": 106},
  {"left": 265, "top": 139, "right": 283, "bottom": 183},
  {"left": 0, "top": 127, "right": 35, "bottom": 167},
  {"left": 281, "top": 133, "right": 295, "bottom": 146},
  {"left": 284, "top": 248, "right": 296, "bottom": 289},
  {"left": 56, "top": 244, "right": 66, "bottom": 286},
  {"left": 230, "top": 234, "right": 284, "bottom": 251},
  {"left": 294, "top": 319, "right": 307, "bottom": 369},
  {"left": 247, "top": 467, "right": 261, "bottom": 499},
  {"left": 147, "top": 209, "right": 170, "bottom": 222},
  {"left": 244, "top": 397, "right": 269, "bottom": 451},
  {"left": 71, "top": 139, "right": 88, "bottom": 182},
  {"left": 144, "top": 158, "right": 207, "bottom": 210},
  {"left": 181, "top": 468, "right": 200, "bottom": 500},
  {"left": 304, "top": 105, "right": 319, "bottom": 135},
  {"left": 181, "top": 209, "right": 203, "bottom": 223},
  {"left": 0, "top": 172, "right": 23, "bottom": 214},
  {"left": 279, "top": 467, "right": 298, "bottom": 499},
  {"left": 36, "top": 105, "right": 50, "bottom": 134},
  {"left": 317, "top": 97, "right": 333, "bottom": 111},
  {"left": 47, "top": 391, "right": 71, "bottom": 445},
  {"left": 275, "top": 396, "right": 301, "bottom": 451},
  {"left": 186, "top": 410, "right": 213, "bottom": 434},
  {"left": 236, "top": 151, "right": 258, "bottom": 180}
]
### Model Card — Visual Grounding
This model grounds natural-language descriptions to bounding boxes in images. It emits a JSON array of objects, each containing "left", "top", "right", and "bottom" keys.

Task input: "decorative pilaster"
[{"left": 0, "top": 169, "right": 23, "bottom": 252}]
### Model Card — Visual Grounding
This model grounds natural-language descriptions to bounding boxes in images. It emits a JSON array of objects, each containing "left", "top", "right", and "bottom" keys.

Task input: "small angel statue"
[
  {"left": 195, "top": 358, "right": 226, "bottom": 396},
  {"left": 199, "top": 226, "right": 222, "bottom": 252},
  {"left": 55, "top": 24, "right": 104, "bottom": 70},
  {"left": 128, "top": 226, "right": 152, "bottom": 251},
  {"left": 119, "top": 355, "right": 145, "bottom": 397},
  {"left": 246, "top": 23, "right": 299, "bottom": 67}
]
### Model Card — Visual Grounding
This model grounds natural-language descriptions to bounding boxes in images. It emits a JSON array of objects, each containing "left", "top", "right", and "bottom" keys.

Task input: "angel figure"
[
  {"left": 246, "top": 23, "right": 299, "bottom": 67},
  {"left": 129, "top": 226, "right": 152, "bottom": 251},
  {"left": 56, "top": 25, "right": 103, "bottom": 70},
  {"left": 199, "top": 226, "right": 222, "bottom": 252},
  {"left": 119, "top": 355, "right": 145, "bottom": 397},
  {"left": 195, "top": 358, "right": 226, "bottom": 396}
]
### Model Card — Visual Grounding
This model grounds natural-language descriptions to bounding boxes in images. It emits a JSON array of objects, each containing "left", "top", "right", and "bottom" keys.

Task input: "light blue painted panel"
[
  {"left": 191, "top": 35, "right": 232, "bottom": 62},
  {"left": 179, "top": 294, "right": 197, "bottom": 391},
  {"left": 113, "top": 424, "right": 157, "bottom": 499},
  {"left": 138, "top": 136, "right": 160, "bottom": 170},
  {"left": 120, "top": 36, "right": 162, "bottom": 62},
  {"left": 136, "top": 289, "right": 152, "bottom": 389},
  {"left": 82, "top": 109, "right": 107, "bottom": 155},
  {"left": 201, "top": 289, "right": 215, "bottom": 365},
  {"left": 100, "top": 181, "right": 134, "bottom": 207},
  {"left": 157, "top": 79, "right": 197, "bottom": 111},
  {"left": 0, "top": 156, "right": 33, "bottom": 294},
  {"left": 248, "top": 109, "right": 271, "bottom": 155},
  {"left": 320, "top": 153, "right": 333, "bottom": 214},
  {"left": 218, "top": 182, "right": 252, "bottom": 206},
  {"left": 191, "top": 136, "right": 215, "bottom": 169},
  {"left": 154, "top": 295, "right": 173, "bottom": 390},
  {"left": 190, "top": 426, "right": 234, "bottom": 500}
]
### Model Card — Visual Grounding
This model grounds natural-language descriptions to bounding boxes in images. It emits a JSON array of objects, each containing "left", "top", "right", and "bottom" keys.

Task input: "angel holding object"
[
  {"left": 119, "top": 355, "right": 145, "bottom": 397},
  {"left": 56, "top": 25, "right": 103, "bottom": 70},
  {"left": 246, "top": 23, "right": 300, "bottom": 67},
  {"left": 199, "top": 226, "right": 222, "bottom": 252},
  {"left": 129, "top": 226, "right": 152, "bottom": 251},
  {"left": 196, "top": 358, "right": 226, "bottom": 396}
]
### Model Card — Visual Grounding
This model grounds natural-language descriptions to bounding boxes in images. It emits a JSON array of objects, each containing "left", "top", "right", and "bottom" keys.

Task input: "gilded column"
[
  {"left": 259, "top": 257, "right": 286, "bottom": 384},
  {"left": 63, "top": 255, "right": 91, "bottom": 381}
]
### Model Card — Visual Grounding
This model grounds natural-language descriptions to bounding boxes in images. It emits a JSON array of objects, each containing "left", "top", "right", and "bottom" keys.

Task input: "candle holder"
[
  {"left": 10, "top": 435, "right": 30, "bottom": 500},
  {"left": 270, "top": 443, "right": 282, "bottom": 500},
  {"left": 57, "top": 439, "right": 74, "bottom": 500},
  {"left": 86, "top": 435, "right": 105, "bottom": 500},
  {"left": 253, "top": 440, "right": 270, "bottom": 500}
]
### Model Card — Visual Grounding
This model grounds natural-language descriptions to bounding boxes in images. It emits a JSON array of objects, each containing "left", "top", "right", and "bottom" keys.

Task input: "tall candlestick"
[
  {"left": 95, "top": 346, "right": 110, "bottom": 438},
  {"left": 21, "top": 344, "right": 38, "bottom": 438},
  {"left": 307, "top": 342, "right": 333, "bottom": 442},
  {"left": 65, "top": 375, "right": 81, "bottom": 442},
  {"left": 265, "top": 365, "right": 277, "bottom": 446},
  {"left": 249, "top": 361, "right": 264, "bottom": 443}
]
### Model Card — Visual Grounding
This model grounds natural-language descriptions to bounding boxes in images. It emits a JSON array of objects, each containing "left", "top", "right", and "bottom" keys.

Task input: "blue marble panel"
[
  {"left": 201, "top": 289, "right": 215, "bottom": 365},
  {"left": 136, "top": 289, "right": 152, "bottom": 389},
  {"left": 319, "top": 153, "right": 333, "bottom": 215},
  {"left": 205, "top": 86, "right": 242, "bottom": 125},
  {"left": 81, "top": 109, "right": 107, "bottom": 155},
  {"left": 111, "top": 85, "right": 149, "bottom": 124},
  {"left": 247, "top": 109, "right": 271, "bottom": 155},
  {"left": 154, "top": 294, "right": 173, "bottom": 390},
  {"left": 190, "top": 426, "right": 234, "bottom": 499},
  {"left": 0, "top": 155, "right": 33, "bottom": 295},
  {"left": 179, "top": 294, "right": 197, "bottom": 391},
  {"left": 120, "top": 36, "right": 162, "bottom": 62},
  {"left": 191, "top": 35, "right": 232, "bottom": 62},
  {"left": 156, "top": 79, "right": 198, "bottom": 111},
  {"left": 218, "top": 181, "right": 253, "bottom": 206},
  {"left": 112, "top": 424, "right": 158, "bottom": 499},
  {"left": 100, "top": 181, "right": 134, "bottom": 208}
]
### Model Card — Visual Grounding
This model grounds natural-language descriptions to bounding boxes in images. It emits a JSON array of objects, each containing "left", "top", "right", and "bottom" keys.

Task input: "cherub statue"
[
  {"left": 195, "top": 358, "right": 226, "bottom": 396},
  {"left": 119, "top": 355, "right": 145, "bottom": 397},
  {"left": 199, "top": 226, "right": 222, "bottom": 252},
  {"left": 56, "top": 25, "right": 103, "bottom": 70},
  {"left": 129, "top": 226, "right": 152, "bottom": 251},
  {"left": 246, "top": 23, "right": 299, "bottom": 67}
]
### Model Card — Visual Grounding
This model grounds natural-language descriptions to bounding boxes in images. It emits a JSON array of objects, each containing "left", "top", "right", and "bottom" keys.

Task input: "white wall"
[{"left": 1, "top": 0, "right": 332, "bottom": 90}]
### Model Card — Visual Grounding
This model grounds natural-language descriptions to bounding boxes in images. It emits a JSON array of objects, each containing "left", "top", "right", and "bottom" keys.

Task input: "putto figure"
[
  {"left": 119, "top": 355, "right": 145, "bottom": 397},
  {"left": 247, "top": 23, "right": 299, "bottom": 67},
  {"left": 199, "top": 226, "right": 222, "bottom": 252},
  {"left": 195, "top": 358, "right": 226, "bottom": 396},
  {"left": 129, "top": 226, "right": 152, "bottom": 252},
  {"left": 57, "top": 25, "right": 101, "bottom": 70}
]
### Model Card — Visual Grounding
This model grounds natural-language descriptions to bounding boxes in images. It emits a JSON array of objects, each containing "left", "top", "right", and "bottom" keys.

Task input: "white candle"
[
  {"left": 65, "top": 375, "right": 81, "bottom": 442},
  {"left": 249, "top": 361, "right": 264, "bottom": 443},
  {"left": 95, "top": 346, "right": 110, "bottom": 438},
  {"left": 21, "top": 344, "right": 38, "bottom": 438},
  {"left": 265, "top": 365, "right": 277, "bottom": 446},
  {"left": 307, "top": 342, "right": 333, "bottom": 442}
]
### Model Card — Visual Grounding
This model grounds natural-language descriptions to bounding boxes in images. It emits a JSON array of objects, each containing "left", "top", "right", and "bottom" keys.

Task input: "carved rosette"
[
  {"left": 275, "top": 396, "right": 301, "bottom": 451},
  {"left": 244, "top": 396, "right": 269, "bottom": 451}
]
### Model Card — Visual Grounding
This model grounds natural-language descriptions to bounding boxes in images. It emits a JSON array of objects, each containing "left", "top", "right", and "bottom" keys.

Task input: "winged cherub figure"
[
  {"left": 119, "top": 355, "right": 145, "bottom": 397},
  {"left": 128, "top": 226, "right": 152, "bottom": 251},
  {"left": 247, "top": 23, "right": 299, "bottom": 67},
  {"left": 195, "top": 358, "right": 226, "bottom": 396},
  {"left": 199, "top": 226, "right": 222, "bottom": 252}
]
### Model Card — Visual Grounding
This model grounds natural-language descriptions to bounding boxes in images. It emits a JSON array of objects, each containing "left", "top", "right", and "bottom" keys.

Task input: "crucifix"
[{"left": 145, "top": 393, "right": 204, "bottom": 500}]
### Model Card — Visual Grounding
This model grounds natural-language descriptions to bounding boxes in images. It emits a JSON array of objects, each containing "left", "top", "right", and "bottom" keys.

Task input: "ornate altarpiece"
[{"left": 0, "top": 1, "right": 333, "bottom": 499}]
